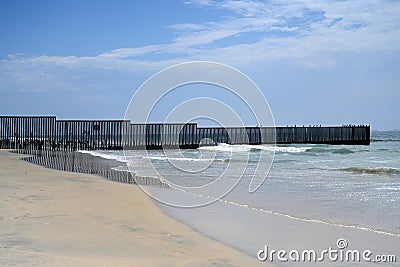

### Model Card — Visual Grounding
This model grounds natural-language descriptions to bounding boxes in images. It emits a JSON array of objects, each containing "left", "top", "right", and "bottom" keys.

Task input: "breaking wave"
[
  {"left": 305, "top": 147, "right": 355, "bottom": 154},
  {"left": 78, "top": 150, "right": 127, "bottom": 163},
  {"left": 200, "top": 143, "right": 311, "bottom": 153},
  {"left": 142, "top": 155, "right": 227, "bottom": 162},
  {"left": 341, "top": 167, "right": 400, "bottom": 175}
]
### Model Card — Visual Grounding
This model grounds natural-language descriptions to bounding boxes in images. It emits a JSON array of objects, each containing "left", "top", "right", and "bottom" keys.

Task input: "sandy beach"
[{"left": 0, "top": 150, "right": 267, "bottom": 267}]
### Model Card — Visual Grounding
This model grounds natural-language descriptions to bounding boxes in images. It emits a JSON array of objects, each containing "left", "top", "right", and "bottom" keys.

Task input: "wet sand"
[{"left": 0, "top": 150, "right": 268, "bottom": 266}]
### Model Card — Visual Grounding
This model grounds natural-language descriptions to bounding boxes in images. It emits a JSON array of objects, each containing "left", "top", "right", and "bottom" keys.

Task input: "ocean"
[{"left": 81, "top": 131, "right": 400, "bottom": 266}]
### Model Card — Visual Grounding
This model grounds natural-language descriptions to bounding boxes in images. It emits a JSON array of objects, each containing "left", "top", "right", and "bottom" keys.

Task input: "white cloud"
[
  {"left": 9, "top": 1, "right": 400, "bottom": 64},
  {"left": 1, "top": 0, "right": 399, "bottom": 94}
]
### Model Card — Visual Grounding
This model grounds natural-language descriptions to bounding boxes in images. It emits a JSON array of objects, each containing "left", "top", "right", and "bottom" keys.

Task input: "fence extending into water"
[{"left": 0, "top": 116, "right": 370, "bottom": 150}]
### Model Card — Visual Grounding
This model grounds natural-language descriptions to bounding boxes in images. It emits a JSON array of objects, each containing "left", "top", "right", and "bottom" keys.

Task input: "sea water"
[{"left": 81, "top": 131, "right": 400, "bottom": 265}]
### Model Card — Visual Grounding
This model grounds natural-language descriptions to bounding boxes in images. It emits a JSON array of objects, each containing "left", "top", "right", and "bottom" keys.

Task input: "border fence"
[
  {"left": 17, "top": 150, "right": 169, "bottom": 188},
  {"left": 0, "top": 116, "right": 370, "bottom": 150}
]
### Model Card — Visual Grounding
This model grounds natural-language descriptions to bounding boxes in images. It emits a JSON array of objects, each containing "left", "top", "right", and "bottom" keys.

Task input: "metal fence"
[{"left": 0, "top": 116, "right": 370, "bottom": 150}]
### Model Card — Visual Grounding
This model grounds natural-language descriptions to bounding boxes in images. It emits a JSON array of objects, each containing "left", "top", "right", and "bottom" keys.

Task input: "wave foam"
[
  {"left": 77, "top": 150, "right": 127, "bottom": 163},
  {"left": 169, "top": 185, "right": 400, "bottom": 237},
  {"left": 142, "top": 156, "right": 225, "bottom": 162},
  {"left": 199, "top": 143, "right": 311, "bottom": 153}
]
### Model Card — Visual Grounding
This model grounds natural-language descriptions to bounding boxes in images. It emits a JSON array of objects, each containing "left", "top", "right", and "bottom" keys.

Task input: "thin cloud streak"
[{"left": 1, "top": 0, "right": 399, "bottom": 93}]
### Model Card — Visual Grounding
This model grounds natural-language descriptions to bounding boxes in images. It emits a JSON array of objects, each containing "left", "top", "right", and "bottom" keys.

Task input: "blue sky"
[{"left": 0, "top": 0, "right": 399, "bottom": 130}]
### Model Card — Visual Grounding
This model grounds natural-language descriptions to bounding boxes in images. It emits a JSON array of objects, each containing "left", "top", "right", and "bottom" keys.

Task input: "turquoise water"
[
  {"left": 83, "top": 131, "right": 400, "bottom": 265},
  {"left": 225, "top": 131, "right": 400, "bottom": 236},
  {"left": 86, "top": 131, "right": 400, "bottom": 235}
]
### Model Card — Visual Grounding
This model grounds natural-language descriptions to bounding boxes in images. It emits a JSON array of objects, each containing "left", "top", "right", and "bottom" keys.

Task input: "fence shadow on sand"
[{"left": 14, "top": 150, "right": 169, "bottom": 188}]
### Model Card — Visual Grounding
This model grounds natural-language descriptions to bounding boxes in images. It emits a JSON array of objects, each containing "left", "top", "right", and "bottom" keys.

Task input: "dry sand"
[{"left": 0, "top": 150, "right": 268, "bottom": 266}]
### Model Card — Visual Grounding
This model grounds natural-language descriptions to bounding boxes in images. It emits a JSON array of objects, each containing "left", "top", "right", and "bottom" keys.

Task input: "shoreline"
[
  {"left": 0, "top": 150, "right": 268, "bottom": 266},
  {"left": 18, "top": 149, "right": 169, "bottom": 188}
]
